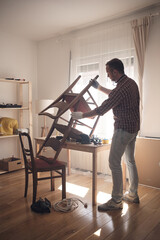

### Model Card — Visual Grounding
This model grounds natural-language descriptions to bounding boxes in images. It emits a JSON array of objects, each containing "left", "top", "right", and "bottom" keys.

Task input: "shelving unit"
[{"left": 0, "top": 78, "right": 32, "bottom": 172}]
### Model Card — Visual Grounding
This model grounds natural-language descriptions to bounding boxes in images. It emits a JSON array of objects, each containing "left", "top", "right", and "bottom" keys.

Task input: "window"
[
  {"left": 71, "top": 53, "right": 135, "bottom": 139},
  {"left": 70, "top": 21, "right": 136, "bottom": 139}
]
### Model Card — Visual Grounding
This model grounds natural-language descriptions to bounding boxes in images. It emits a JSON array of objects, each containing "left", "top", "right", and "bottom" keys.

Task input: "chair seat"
[
  {"left": 19, "top": 132, "right": 66, "bottom": 204},
  {"left": 28, "top": 158, "right": 65, "bottom": 170}
]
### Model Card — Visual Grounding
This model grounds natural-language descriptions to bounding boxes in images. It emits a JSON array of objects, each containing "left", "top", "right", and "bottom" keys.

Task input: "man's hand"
[
  {"left": 71, "top": 112, "right": 83, "bottom": 120},
  {"left": 90, "top": 79, "right": 100, "bottom": 89}
]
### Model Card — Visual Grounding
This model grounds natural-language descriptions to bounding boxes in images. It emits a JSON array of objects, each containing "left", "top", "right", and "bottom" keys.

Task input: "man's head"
[{"left": 106, "top": 58, "right": 124, "bottom": 82}]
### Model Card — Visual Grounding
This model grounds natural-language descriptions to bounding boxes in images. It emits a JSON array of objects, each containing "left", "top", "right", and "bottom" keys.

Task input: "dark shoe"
[
  {"left": 98, "top": 199, "right": 123, "bottom": 211},
  {"left": 31, "top": 198, "right": 51, "bottom": 213},
  {"left": 45, "top": 198, "right": 51, "bottom": 208},
  {"left": 123, "top": 191, "right": 140, "bottom": 203}
]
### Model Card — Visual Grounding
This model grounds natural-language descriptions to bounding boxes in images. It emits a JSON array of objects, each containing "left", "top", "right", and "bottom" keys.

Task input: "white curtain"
[
  {"left": 131, "top": 16, "right": 151, "bottom": 118},
  {"left": 70, "top": 20, "right": 136, "bottom": 174}
]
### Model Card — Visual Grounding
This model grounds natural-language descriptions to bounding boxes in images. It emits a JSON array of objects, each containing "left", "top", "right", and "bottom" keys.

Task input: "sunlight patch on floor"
[
  {"left": 97, "top": 191, "right": 111, "bottom": 204},
  {"left": 58, "top": 182, "right": 89, "bottom": 197},
  {"left": 94, "top": 228, "right": 101, "bottom": 236},
  {"left": 121, "top": 202, "right": 129, "bottom": 216}
]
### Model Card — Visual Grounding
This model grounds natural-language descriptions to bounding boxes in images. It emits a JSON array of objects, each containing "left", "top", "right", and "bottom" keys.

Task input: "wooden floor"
[{"left": 0, "top": 169, "right": 160, "bottom": 240}]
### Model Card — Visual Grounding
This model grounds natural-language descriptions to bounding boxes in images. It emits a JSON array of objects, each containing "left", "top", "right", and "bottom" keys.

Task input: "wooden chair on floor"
[{"left": 19, "top": 132, "right": 66, "bottom": 204}]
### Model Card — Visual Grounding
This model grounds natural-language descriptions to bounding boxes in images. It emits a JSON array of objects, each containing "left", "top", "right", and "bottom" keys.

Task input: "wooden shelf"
[
  {"left": 0, "top": 107, "right": 29, "bottom": 110},
  {"left": 0, "top": 134, "right": 19, "bottom": 139},
  {"left": 0, "top": 78, "right": 29, "bottom": 84},
  {"left": 0, "top": 79, "right": 32, "bottom": 172}
]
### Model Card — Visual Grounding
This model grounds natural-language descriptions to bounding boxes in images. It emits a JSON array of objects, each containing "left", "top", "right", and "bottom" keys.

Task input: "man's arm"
[
  {"left": 71, "top": 80, "right": 113, "bottom": 120},
  {"left": 98, "top": 85, "right": 112, "bottom": 95},
  {"left": 71, "top": 108, "right": 98, "bottom": 120},
  {"left": 83, "top": 108, "right": 98, "bottom": 118},
  {"left": 91, "top": 79, "right": 111, "bottom": 95}
]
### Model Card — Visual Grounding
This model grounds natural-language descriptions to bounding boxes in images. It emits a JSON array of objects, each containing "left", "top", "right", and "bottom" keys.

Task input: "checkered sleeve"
[{"left": 95, "top": 89, "right": 123, "bottom": 116}]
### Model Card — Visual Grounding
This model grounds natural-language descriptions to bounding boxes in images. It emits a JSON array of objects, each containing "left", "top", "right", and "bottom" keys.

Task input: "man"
[{"left": 71, "top": 58, "right": 140, "bottom": 211}]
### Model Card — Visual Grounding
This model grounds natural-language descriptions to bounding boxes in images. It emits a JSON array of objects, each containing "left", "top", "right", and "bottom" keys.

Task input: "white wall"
[
  {"left": 36, "top": 10, "right": 160, "bottom": 173},
  {"left": 141, "top": 15, "right": 160, "bottom": 138},
  {"left": 37, "top": 37, "right": 71, "bottom": 135},
  {"left": 0, "top": 32, "right": 37, "bottom": 159}
]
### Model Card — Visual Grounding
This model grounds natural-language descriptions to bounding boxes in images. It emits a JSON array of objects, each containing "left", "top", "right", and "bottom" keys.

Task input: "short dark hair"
[{"left": 106, "top": 58, "right": 124, "bottom": 74}]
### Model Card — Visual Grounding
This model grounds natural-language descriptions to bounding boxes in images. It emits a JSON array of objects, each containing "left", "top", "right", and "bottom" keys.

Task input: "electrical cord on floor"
[{"left": 53, "top": 198, "right": 88, "bottom": 212}]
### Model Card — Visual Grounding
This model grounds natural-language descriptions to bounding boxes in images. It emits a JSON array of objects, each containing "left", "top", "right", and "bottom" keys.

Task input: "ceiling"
[{"left": 0, "top": 0, "right": 159, "bottom": 41}]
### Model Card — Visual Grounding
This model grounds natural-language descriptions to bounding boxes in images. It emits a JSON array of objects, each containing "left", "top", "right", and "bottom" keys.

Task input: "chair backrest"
[
  {"left": 37, "top": 75, "right": 100, "bottom": 156},
  {"left": 19, "top": 132, "right": 35, "bottom": 170}
]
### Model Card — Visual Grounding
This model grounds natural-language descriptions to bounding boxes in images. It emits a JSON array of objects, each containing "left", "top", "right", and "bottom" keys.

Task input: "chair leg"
[
  {"left": 51, "top": 171, "right": 55, "bottom": 191},
  {"left": 24, "top": 169, "right": 29, "bottom": 198},
  {"left": 62, "top": 166, "right": 66, "bottom": 199},
  {"left": 32, "top": 173, "right": 37, "bottom": 204}
]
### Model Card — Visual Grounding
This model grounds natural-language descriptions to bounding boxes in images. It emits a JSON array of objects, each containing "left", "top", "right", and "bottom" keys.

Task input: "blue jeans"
[{"left": 109, "top": 129, "right": 139, "bottom": 202}]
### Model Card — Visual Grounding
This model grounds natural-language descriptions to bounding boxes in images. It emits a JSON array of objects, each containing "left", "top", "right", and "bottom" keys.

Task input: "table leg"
[
  {"left": 35, "top": 142, "right": 39, "bottom": 155},
  {"left": 92, "top": 149, "right": 98, "bottom": 206},
  {"left": 51, "top": 171, "right": 55, "bottom": 191},
  {"left": 35, "top": 141, "right": 40, "bottom": 179},
  {"left": 67, "top": 149, "right": 71, "bottom": 175}
]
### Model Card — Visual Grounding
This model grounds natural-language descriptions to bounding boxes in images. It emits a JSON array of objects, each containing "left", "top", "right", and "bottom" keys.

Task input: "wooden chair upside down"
[
  {"left": 37, "top": 75, "right": 100, "bottom": 158},
  {"left": 19, "top": 132, "right": 66, "bottom": 204}
]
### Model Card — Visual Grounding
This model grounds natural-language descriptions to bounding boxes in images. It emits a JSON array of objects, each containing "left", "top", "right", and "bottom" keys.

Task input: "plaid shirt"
[{"left": 95, "top": 75, "right": 140, "bottom": 133}]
